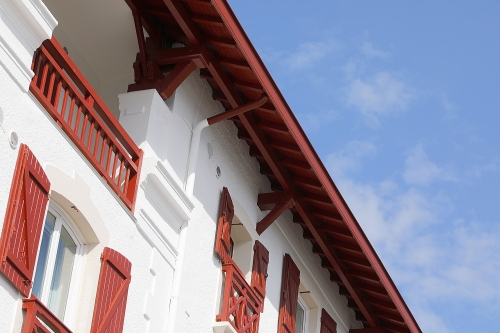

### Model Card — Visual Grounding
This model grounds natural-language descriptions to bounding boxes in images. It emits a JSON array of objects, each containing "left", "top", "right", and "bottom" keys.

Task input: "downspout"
[
  {"left": 166, "top": 96, "right": 267, "bottom": 332},
  {"left": 166, "top": 220, "right": 189, "bottom": 333},
  {"left": 185, "top": 96, "right": 268, "bottom": 197}
]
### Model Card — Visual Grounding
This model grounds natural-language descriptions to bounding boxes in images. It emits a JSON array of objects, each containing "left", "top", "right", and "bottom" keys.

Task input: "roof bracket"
[{"left": 256, "top": 191, "right": 296, "bottom": 235}]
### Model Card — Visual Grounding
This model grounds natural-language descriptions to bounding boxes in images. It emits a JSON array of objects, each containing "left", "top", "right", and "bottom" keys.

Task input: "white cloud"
[
  {"left": 298, "top": 109, "right": 340, "bottom": 131},
  {"left": 403, "top": 145, "right": 456, "bottom": 186},
  {"left": 441, "top": 93, "right": 458, "bottom": 119},
  {"left": 413, "top": 309, "right": 451, "bottom": 333},
  {"left": 360, "top": 41, "right": 390, "bottom": 59},
  {"left": 326, "top": 140, "right": 500, "bottom": 332},
  {"left": 327, "top": 140, "right": 377, "bottom": 179},
  {"left": 346, "top": 71, "right": 414, "bottom": 127},
  {"left": 284, "top": 41, "right": 337, "bottom": 69}
]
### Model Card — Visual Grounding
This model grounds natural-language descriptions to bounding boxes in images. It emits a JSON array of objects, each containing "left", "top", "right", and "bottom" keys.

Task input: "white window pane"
[
  {"left": 32, "top": 212, "right": 56, "bottom": 298},
  {"left": 296, "top": 301, "right": 305, "bottom": 333},
  {"left": 48, "top": 225, "right": 76, "bottom": 319}
]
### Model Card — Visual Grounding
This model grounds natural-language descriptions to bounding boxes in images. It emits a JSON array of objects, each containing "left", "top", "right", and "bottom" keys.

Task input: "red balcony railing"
[
  {"left": 22, "top": 295, "right": 73, "bottom": 333},
  {"left": 217, "top": 261, "right": 261, "bottom": 333},
  {"left": 30, "top": 37, "right": 143, "bottom": 212}
]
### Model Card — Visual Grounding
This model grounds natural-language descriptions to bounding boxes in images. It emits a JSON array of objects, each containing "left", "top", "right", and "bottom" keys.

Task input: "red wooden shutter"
[
  {"left": 90, "top": 247, "right": 132, "bottom": 333},
  {"left": 0, "top": 144, "right": 50, "bottom": 297},
  {"left": 320, "top": 309, "right": 337, "bottom": 333},
  {"left": 251, "top": 240, "right": 269, "bottom": 300},
  {"left": 214, "top": 187, "right": 234, "bottom": 263},
  {"left": 278, "top": 254, "right": 300, "bottom": 333}
]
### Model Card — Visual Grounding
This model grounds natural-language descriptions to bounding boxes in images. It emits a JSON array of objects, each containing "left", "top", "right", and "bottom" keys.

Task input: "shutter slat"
[
  {"left": 278, "top": 254, "right": 300, "bottom": 333},
  {"left": 90, "top": 247, "right": 132, "bottom": 333},
  {"left": 251, "top": 240, "right": 269, "bottom": 301},
  {"left": 320, "top": 309, "right": 337, "bottom": 333},
  {"left": 214, "top": 187, "right": 234, "bottom": 263},
  {"left": 0, "top": 144, "right": 50, "bottom": 297}
]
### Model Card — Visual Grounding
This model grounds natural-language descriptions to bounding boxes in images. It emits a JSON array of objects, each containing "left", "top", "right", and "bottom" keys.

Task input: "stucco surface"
[
  {"left": 0, "top": 2, "right": 364, "bottom": 330},
  {"left": 0, "top": 61, "right": 160, "bottom": 333}
]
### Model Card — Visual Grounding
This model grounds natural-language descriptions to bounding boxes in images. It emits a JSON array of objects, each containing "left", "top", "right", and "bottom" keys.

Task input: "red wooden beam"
[
  {"left": 256, "top": 191, "right": 296, "bottom": 235},
  {"left": 207, "top": 96, "right": 267, "bottom": 125},
  {"left": 208, "top": 1, "right": 383, "bottom": 327},
  {"left": 257, "top": 190, "right": 295, "bottom": 211},
  {"left": 132, "top": 10, "right": 148, "bottom": 75},
  {"left": 128, "top": 60, "right": 198, "bottom": 99},
  {"left": 152, "top": 1, "right": 407, "bottom": 329},
  {"left": 210, "top": 1, "right": 423, "bottom": 331},
  {"left": 257, "top": 203, "right": 289, "bottom": 235},
  {"left": 350, "top": 328, "right": 385, "bottom": 333},
  {"left": 162, "top": 0, "right": 203, "bottom": 44},
  {"left": 218, "top": 57, "right": 252, "bottom": 70},
  {"left": 149, "top": 44, "right": 210, "bottom": 68},
  {"left": 124, "top": 0, "right": 158, "bottom": 37},
  {"left": 192, "top": 13, "right": 225, "bottom": 27}
]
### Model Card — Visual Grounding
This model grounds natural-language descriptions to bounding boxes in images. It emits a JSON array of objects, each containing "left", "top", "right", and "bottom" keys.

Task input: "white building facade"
[{"left": 0, "top": 0, "right": 421, "bottom": 333}]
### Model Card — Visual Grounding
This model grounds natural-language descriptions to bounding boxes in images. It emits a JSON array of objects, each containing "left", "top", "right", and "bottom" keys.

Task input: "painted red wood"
[
  {"left": 29, "top": 37, "right": 143, "bottom": 212},
  {"left": 250, "top": 240, "right": 269, "bottom": 301},
  {"left": 90, "top": 247, "right": 132, "bottom": 333},
  {"left": 217, "top": 260, "right": 261, "bottom": 333},
  {"left": 214, "top": 187, "right": 234, "bottom": 263},
  {"left": 0, "top": 144, "right": 50, "bottom": 297},
  {"left": 320, "top": 309, "right": 337, "bottom": 333},
  {"left": 278, "top": 254, "right": 300, "bottom": 333},
  {"left": 22, "top": 295, "right": 72, "bottom": 333}
]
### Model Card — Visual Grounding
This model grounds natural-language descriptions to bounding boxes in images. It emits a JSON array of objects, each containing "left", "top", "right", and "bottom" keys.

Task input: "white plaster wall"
[
  {"left": 41, "top": 0, "right": 138, "bottom": 116},
  {"left": 161, "top": 71, "right": 362, "bottom": 332},
  {"left": 0, "top": 1, "right": 364, "bottom": 331},
  {"left": 0, "top": 61, "right": 167, "bottom": 333}
]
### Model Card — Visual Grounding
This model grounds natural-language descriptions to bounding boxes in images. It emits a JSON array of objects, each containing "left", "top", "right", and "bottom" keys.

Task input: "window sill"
[{"left": 213, "top": 321, "right": 237, "bottom": 333}]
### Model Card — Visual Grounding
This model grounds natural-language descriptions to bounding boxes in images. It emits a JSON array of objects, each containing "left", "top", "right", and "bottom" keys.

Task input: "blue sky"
[{"left": 228, "top": 1, "right": 500, "bottom": 332}]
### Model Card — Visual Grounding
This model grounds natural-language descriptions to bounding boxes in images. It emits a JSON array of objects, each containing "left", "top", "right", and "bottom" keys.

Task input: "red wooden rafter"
[
  {"left": 126, "top": 1, "right": 421, "bottom": 331},
  {"left": 127, "top": 0, "right": 379, "bottom": 327}
]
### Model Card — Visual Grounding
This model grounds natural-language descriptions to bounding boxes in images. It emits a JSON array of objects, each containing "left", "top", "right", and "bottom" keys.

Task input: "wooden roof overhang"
[{"left": 124, "top": 0, "right": 422, "bottom": 332}]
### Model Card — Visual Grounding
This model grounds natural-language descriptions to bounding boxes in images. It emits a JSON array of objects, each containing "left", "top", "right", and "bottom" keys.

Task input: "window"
[
  {"left": 0, "top": 144, "right": 132, "bottom": 332},
  {"left": 296, "top": 296, "right": 307, "bottom": 333},
  {"left": 31, "top": 204, "right": 85, "bottom": 322}
]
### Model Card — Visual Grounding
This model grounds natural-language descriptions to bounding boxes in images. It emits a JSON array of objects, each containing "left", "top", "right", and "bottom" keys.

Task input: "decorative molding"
[
  {"left": 0, "top": 34, "right": 32, "bottom": 91},
  {"left": 137, "top": 209, "right": 178, "bottom": 269},
  {"left": 1, "top": 0, "right": 56, "bottom": 49},
  {"left": 156, "top": 161, "right": 195, "bottom": 214},
  {"left": 0, "top": 0, "right": 57, "bottom": 90}
]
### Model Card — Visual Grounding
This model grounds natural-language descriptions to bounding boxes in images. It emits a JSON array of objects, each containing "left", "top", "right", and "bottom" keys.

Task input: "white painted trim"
[
  {"left": 212, "top": 321, "right": 237, "bottom": 333},
  {"left": 0, "top": 0, "right": 57, "bottom": 91},
  {"left": 165, "top": 220, "right": 189, "bottom": 333},
  {"left": 156, "top": 161, "right": 195, "bottom": 214},
  {"left": 137, "top": 209, "right": 178, "bottom": 269},
  {"left": 141, "top": 174, "right": 185, "bottom": 231},
  {"left": 0, "top": 33, "right": 32, "bottom": 91},
  {"left": 36, "top": 202, "right": 86, "bottom": 330},
  {"left": 297, "top": 294, "right": 308, "bottom": 333},
  {"left": 1, "top": 0, "right": 56, "bottom": 49}
]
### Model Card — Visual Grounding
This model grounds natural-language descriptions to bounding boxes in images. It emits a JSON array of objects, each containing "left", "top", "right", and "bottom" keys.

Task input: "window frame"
[
  {"left": 296, "top": 294, "right": 308, "bottom": 333},
  {"left": 32, "top": 201, "right": 86, "bottom": 328}
]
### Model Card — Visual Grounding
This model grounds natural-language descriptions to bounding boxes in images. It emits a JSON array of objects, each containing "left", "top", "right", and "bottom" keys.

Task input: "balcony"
[
  {"left": 22, "top": 295, "right": 73, "bottom": 333},
  {"left": 30, "top": 37, "right": 142, "bottom": 211},
  {"left": 216, "top": 261, "right": 261, "bottom": 333}
]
